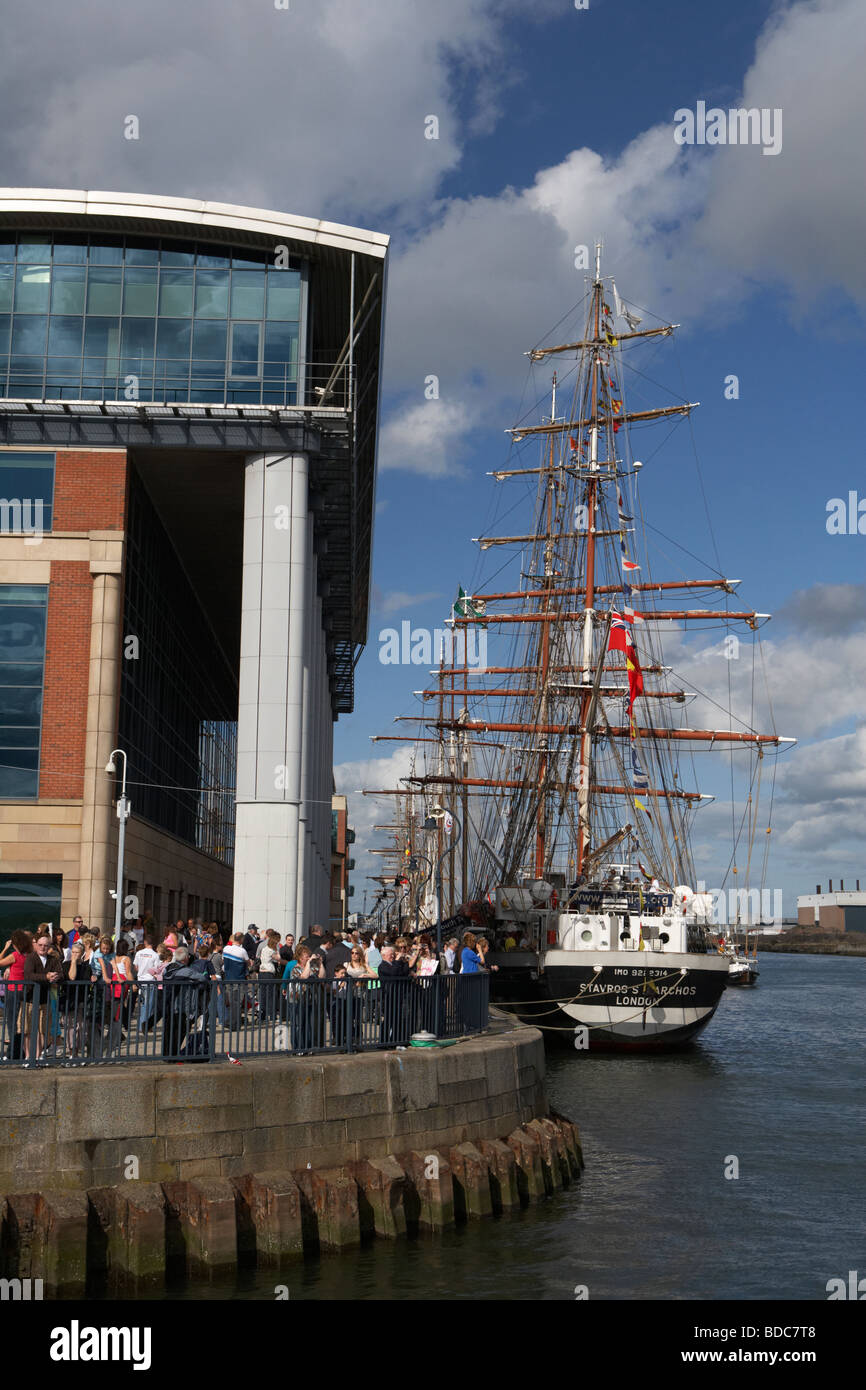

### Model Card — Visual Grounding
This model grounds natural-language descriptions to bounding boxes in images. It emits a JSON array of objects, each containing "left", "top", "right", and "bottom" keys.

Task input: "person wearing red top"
[
  {"left": 101, "top": 939, "right": 136, "bottom": 1052},
  {"left": 0, "top": 930, "right": 33, "bottom": 1057},
  {"left": 0, "top": 930, "right": 58, "bottom": 1060}
]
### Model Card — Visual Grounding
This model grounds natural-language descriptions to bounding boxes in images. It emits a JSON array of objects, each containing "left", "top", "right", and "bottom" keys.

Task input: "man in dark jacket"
[
  {"left": 162, "top": 950, "right": 210, "bottom": 1058},
  {"left": 242, "top": 924, "right": 261, "bottom": 962},
  {"left": 298, "top": 923, "right": 325, "bottom": 954},
  {"left": 323, "top": 934, "right": 352, "bottom": 978},
  {"left": 378, "top": 945, "right": 411, "bottom": 1044}
]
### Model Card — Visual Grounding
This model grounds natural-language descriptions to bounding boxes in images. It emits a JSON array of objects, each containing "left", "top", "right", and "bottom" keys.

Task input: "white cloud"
[
  {"left": 648, "top": 584, "right": 866, "bottom": 891},
  {"left": 378, "top": 397, "right": 481, "bottom": 476},
  {"left": 377, "top": 0, "right": 866, "bottom": 468},
  {"left": 378, "top": 125, "right": 723, "bottom": 468},
  {"left": 0, "top": 0, "right": 558, "bottom": 223},
  {"left": 695, "top": 0, "right": 866, "bottom": 306},
  {"left": 374, "top": 589, "right": 444, "bottom": 617},
  {"left": 334, "top": 746, "right": 418, "bottom": 902}
]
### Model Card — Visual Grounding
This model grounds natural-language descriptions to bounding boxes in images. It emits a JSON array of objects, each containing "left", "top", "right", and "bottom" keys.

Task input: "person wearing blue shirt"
[
  {"left": 91, "top": 934, "right": 115, "bottom": 979},
  {"left": 459, "top": 932, "right": 481, "bottom": 973}
]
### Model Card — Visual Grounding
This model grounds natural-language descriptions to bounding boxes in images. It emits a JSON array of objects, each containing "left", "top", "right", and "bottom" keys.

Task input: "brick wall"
[
  {"left": 39, "top": 560, "right": 93, "bottom": 799},
  {"left": 53, "top": 450, "right": 127, "bottom": 531},
  {"left": 38, "top": 449, "right": 128, "bottom": 798}
]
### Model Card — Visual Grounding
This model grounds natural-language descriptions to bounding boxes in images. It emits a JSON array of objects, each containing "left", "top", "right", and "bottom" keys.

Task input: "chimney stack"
[{"left": 841, "top": 879, "right": 845, "bottom": 891}]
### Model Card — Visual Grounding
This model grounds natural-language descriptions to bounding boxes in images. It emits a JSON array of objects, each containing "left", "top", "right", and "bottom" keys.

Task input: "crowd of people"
[{"left": 0, "top": 915, "right": 496, "bottom": 1063}]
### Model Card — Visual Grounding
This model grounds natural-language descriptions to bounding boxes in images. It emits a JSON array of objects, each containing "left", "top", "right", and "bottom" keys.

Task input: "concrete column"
[
  {"left": 78, "top": 560, "right": 123, "bottom": 934},
  {"left": 295, "top": 512, "right": 314, "bottom": 934},
  {"left": 312, "top": 580, "right": 322, "bottom": 925},
  {"left": 234, "top": 454, "right": 309, "bottom": 938},
  {"left": 324, "top": 710, "right": 335, "bottom": 925},
  {"left": 316, "top": 598, "right": 328, "bottom": 924}
]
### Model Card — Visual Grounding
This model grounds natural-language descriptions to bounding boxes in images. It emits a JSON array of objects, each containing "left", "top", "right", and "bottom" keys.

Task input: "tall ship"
[{"left": 366, "top": 247, "right": 793, "bottom": 1050}]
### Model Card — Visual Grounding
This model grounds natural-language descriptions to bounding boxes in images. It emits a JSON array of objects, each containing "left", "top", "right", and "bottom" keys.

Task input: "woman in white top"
[
  {"left": 135, "top": 941, "right": 162, "bottom": 1034},
  {"left": 134, "top": 941, "right": 161, "bottom": 980},
  {"left": 258, "top": 929, "right": 281, "bottom": 975},
  {"left": 258, "top": 929, "right": 282, "bottom": 1020},
  {"left": 347, "top": 946, "right": 373, "bottom": 979}
]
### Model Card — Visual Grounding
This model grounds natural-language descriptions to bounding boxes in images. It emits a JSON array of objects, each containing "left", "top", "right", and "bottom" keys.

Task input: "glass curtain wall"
[
  {"left": 0, "top": 583, "right": 48, "bottom": 799},
  {"left": 0, "top": 233, "right": 303, "bottom": 405},
  {"left": 118, "top": 469, "right": 237, "bottom": 864}
]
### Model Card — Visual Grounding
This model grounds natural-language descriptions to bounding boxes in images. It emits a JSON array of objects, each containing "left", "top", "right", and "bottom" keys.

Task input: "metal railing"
[
  {"left": 0, "top": 356, "right": 352, "bottom": 410},
  {"left": 0, "top": 974, "right": 490, "bottom": 1066}
]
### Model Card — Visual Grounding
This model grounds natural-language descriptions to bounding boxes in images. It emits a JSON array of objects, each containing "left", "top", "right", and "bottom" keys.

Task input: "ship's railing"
[
  {"left": 0, "top": 976, "right": 489, "bottom": 1067},
  {"left": 564, "top": 890, "right": 675, "bottom": 914}
]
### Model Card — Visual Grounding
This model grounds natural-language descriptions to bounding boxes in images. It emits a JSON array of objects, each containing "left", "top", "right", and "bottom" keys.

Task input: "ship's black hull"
[{"left": 489, "top": 951, "right": 728, "bottom": 1052}]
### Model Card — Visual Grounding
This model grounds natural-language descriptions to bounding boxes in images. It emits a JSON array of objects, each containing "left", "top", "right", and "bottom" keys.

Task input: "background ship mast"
[{"left": 368, "top": 246, "right": 793, "bottom": 918}]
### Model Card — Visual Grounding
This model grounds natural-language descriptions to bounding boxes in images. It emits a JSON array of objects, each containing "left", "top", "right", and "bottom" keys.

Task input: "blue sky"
[
  {"left": 2, "top": 0, "right": 862, "bottom": 913},
  {"left": 327, "top": 0, "right": 866, "bottom": 913}
]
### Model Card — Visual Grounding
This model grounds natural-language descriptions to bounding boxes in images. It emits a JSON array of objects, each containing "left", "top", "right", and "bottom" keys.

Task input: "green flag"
[{"left": 453, "top": 586, "right": 486, "bottom": 620}]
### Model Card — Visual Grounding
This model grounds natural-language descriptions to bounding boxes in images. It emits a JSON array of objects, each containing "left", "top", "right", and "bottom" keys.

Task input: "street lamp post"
[
  {"left": 408, "top": 855, "right": 433, "bottom": 934},
  {"left": 105, "top": 749, "right": 130, "bottom": 938},
  {"left": 425, "top": 809, "right": 462, "bottom": 955}
]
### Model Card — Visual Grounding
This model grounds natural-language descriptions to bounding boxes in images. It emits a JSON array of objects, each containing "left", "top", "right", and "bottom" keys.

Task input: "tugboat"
[
  {"left": 720, "top": 936, "right": 760, "bottom": 987},
  {"left": 366, "top": 245, "right": 791, "bottom": 1050}
]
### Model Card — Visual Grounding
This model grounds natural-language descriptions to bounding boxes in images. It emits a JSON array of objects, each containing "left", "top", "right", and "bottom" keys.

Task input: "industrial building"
[{"left": 797, "top": 882, "right": 866, "bottom": 933}]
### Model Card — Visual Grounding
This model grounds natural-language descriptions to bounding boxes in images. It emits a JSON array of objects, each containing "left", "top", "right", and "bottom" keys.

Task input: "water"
[{"left": 175, "top": 954, "right": 866, "bottom": 1301}]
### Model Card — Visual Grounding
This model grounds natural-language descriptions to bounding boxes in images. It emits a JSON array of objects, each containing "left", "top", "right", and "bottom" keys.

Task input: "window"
[
  {"left": 265, "top": 271, "right": 301, "bottom": 320},
  {"left": 86, "top": 267, "right": 122, "bottom": 316},
  {"left": 0, "top": 874, "right": 62, "bottom": 946},
  {"left": 191, "top": 320, "right": 227, "bottom": 380},
  {"left": 1, "top": 235, "right": 304, "bottom": 404},
  {"left": 0, "top": 266, "right": 13, "bottom": 313},
  {"left": 0, "top": 454, "right": 55, "bottom": 531},
  {"left": 14, "top": 265, "right": 50, "bottom": 314},
  {"left": 52, "top": 237, "right": 88, "bottom": 264},
  {"left": 16, "top": 237, "right": 51, "bottom": 264},
  {"left": 50, "top": 266, "right": 86, "bottom": 315},
  {"left": 47, "top": 316, "right": 84, "bottom": 358},
  {"left": 229, "top": 322, "right": 261, "bottom": 377},
  {"left": 122, "top": 268, "right": 158, "bottom": 316},
  {"left": 159, "top": 270, "right": 194, "bottom": 318},
  {"left": 230, "top": 271, "right": 265, "bottom": 319},
  {"left": 194, "top": 270, "right": 229, "bottom": 319},
  {"left": 0, "top": 584, "right": 48, "bottom": 799}
]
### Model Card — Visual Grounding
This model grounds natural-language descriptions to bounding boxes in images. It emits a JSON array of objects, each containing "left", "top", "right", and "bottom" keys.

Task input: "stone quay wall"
[
  {"left": 0, "top": 1021, "right": 586, "bottom": 1294},
  {"left": 0, "top": 1022, "right": 547, "bottom": 1192}
]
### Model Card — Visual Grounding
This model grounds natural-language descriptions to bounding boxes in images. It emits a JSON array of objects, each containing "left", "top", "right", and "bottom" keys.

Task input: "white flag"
[{"left": 612, "top": 278, "right": 642, "bottom": 331}]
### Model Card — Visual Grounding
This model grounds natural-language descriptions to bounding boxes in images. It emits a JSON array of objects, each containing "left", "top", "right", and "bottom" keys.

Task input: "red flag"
[
  {"left": 626, "top": 647, "right": 644, "bottom": 713},
  {"left": 608, "top": 614, "right": 630, "bottom": 654}
]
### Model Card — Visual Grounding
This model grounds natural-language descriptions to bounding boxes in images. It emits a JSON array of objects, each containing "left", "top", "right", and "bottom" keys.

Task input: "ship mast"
[
  {"left": 535, "top": 372, "right": 557, "bottom": 877},
  {"left": 576, "top": 243, "right": 603, "bottom": 874},
  {"left": 365, "top": 251, "right": 794, "bottom": 912}
]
